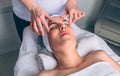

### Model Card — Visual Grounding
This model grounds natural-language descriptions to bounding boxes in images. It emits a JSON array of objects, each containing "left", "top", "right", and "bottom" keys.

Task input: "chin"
[
  {"left": 62, "top": 39, "right": 76, "bottom": 46},
  {"left": 60, "top": 35, "right": 74, "bottom": 40}
]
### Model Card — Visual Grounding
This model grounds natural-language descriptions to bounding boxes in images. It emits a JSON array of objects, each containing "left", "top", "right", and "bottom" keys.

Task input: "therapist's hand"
[
  {"left": 62, "top": 0, "right": 85, "bottom": 24},
  {"left": 30, "top": 4, "right": 53, "bottom": 36}
]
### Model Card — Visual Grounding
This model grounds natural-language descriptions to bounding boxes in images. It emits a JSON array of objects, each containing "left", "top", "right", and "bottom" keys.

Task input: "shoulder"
[
  {"left": 37, "top": 70, "right": 56, "bottom": 76},
  {"left": 89, "top": 50, "right": 112, "bottom": 61},
  {"left": 38, "top": 70, "right": 52, "bottom": 76},
  {"left": 37, "top": 71, "right": 48, "bottom": 76}
]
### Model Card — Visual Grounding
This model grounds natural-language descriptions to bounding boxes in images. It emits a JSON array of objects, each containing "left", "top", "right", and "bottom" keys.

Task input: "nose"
[{"left": 59, "top": 24, "right": 67, "bottom": 30}]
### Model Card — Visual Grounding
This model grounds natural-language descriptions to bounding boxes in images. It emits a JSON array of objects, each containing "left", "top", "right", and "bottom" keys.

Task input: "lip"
[{"left": 60, "top": 32, "right": 70, "bottom": 37}]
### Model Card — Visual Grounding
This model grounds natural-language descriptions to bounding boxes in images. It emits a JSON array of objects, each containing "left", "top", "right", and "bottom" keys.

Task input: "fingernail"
[
  {"left": 69, "top": 21, "right": 71, "bottom": 24},
  {"left": 47, "top": 29, "right": 50, "bottom": 32}
]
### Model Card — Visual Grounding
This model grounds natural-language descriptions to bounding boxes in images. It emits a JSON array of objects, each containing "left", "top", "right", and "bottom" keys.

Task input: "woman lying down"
[{"left": 37, "top": 16, "right": 120, "bottom": 76}]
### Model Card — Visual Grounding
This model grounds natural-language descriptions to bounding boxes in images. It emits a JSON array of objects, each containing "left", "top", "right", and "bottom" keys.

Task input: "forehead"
[{"left": 52, "top": 16, "right": 64, "bottom": 22}]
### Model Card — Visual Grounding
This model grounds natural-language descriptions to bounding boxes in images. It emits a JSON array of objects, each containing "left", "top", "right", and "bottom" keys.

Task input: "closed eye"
[
  {"left": 49, "top": 19, "right": 70, "bottom": 31},
  {"left": 49, "top": 24, "right": 58, "bottom": 31},
  {"left": 49, "top": 22, "right": 57, "bottom": 26}
]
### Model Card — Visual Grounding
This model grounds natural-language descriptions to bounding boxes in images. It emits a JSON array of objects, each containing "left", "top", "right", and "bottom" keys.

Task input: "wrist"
[
  {"left": 66, "top": 0, "right": 77, "bottom": 9},
  {"left": 67, "top": 0, "right": 77, "bottom": 5},
  {"left": 20, "top": 0, "right": 37, "bottom": 11}
]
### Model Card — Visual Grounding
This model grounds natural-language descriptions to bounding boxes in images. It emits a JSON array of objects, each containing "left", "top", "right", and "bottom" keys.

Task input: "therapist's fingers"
[
  {"left": 41, "top": 17, "right": 49, "bottom": 32},
  {"left": 80, "top": 11, "right": 85, "bottom": 17},
  {"left": 45, "top": 13, "right": 53, "bottom": 22},
  {"left": 32, "top": 19, "right": 40, "bottom": 35},
  {"left": 69, "top": 11, "right": 74, "bottom": 24},
  {"left": 36, "top": 17, "right": 44, "bottom": 36},
  {"left": 73, "top": 10, "right": 85, "bottom": 23},
  {"left": 75, "top": 11, "right": 85, "bottom": 22},
  {"left": 30, "top": 14, "right": 40, "bottom": 35},
  {"left": 72, "top": 12, "right": 80, "bottom": 23},
  {"left": 30, "top": 10, "right": 40, "bottom": 34},
  {"left": 61, "top": 12, "right": 67, "bottom": 19},
  {"left": 44, "top": 13, "right": 54, "bottom": 32}
]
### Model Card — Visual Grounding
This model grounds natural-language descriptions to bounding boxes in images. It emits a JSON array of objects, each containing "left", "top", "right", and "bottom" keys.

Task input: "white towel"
[
  {"left": 14, "top": 27, "right": 40, "bottom": 76},
  {"left": 38, "top": 54, "right": 120, "bottom": 76},
  {"left": 68, "top": 62, "right": 120, "bottom": 76},
  {"left": 14, "top": 26, "right": 120, "bottom": 76}
]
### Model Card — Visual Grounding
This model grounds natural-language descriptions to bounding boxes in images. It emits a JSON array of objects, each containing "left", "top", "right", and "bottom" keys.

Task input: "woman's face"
[{"left": 48, "top": 16, "right": 76, "bottom": 51}]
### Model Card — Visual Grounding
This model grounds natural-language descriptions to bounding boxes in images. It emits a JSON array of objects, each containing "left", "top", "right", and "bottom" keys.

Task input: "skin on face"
[{"left": 47, "top": 16, "right": 77, "bottom": 52}]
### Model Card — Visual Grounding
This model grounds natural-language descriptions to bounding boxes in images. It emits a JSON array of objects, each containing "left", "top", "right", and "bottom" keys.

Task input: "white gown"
[{"left": 12, "top": 0, "right": 67, "bottom": 21}]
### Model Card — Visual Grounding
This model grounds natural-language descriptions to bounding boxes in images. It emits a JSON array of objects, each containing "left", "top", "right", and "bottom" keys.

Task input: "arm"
[
  {"left": 20, "top": 0, "right": 36, "bottom": 11},
  {"left": 66, "top": 0, "right": 77, "bottom": 6}
]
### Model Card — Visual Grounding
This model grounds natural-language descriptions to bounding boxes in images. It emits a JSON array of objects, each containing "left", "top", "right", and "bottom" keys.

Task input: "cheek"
[
  {"left": 49, "top": 31, "right": 58, "bottom": 39},
  {"left": 69, "top": 28, "right": 75, "bottom": 36},
  {"left": 48, "top": 32, "right": 59, "bottom": 50},
  {"left": 48, "top": 31, "right": 59, "bottom": 43}
]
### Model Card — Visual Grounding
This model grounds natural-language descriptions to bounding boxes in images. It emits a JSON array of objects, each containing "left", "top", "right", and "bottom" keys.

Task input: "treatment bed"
[{"left": 14, "top": 24, "right": 120, "bottom": 76}]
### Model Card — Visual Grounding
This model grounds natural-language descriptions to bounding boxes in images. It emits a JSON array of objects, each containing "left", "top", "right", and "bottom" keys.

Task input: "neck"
[{"left": 54, "top": 48, "right": 83, "bottom": 69}]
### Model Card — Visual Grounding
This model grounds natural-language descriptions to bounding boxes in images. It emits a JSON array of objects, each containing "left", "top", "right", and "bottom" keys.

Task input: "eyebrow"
[
  {"left": 63, "top": 19, "right": 67, "bottom": 22},
  {"left": 49, "top": 22, "right": 57, "bottom": 26},
  {"left": 49, "top": 19, "right": 68, "bottom": 26}
]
